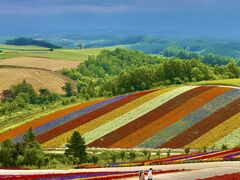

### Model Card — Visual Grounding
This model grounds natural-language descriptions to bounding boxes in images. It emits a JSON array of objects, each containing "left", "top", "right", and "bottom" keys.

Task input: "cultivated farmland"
[
  {"left": 0, "top": 57, "right": 80, "bottom": 71},
  {"left": 0, "top": 68, "right": 68, "bottom": 94},
  {"left": 0, "top": 85, "right": 239, "bottom": 149}
]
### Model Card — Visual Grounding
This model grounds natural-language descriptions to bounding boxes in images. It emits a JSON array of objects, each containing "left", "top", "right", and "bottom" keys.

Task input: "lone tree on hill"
[
  {"left": 65, "top": 131, "right": 87, "bottom": 164},
  {"left": 78, "top": 43, "right": 83, "bottom": 49}
]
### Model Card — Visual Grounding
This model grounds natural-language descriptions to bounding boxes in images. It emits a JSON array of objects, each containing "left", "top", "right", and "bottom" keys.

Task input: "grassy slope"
[
  {"left": 0, "top": 44, "right": 117, "bottom": 61},
  {"left": 195, "top": 79, "right": 240, "bottom": 87},
  {"left": 0, "top": 44, "right": 49, "bottom": 51}
]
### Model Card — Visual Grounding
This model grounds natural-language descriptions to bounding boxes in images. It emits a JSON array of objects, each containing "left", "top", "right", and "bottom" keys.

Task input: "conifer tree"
[{"left": 65, "top": 131, "right": 87, "bottom": 164}]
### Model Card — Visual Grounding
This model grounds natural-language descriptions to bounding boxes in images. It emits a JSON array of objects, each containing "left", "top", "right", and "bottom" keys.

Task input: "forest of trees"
[
  {"left": 62, "top": 48, "right": 240, "bottom": 98},
  {"left": 163, "top": 45, "right": 240, "bottom": 65},
  {"left": 0, "top": 128, "right": 88, "bottom": 168},
  {"left": 0, "top": 80, "right": 62, "bottom": 116},
  {"left": 5, "top": 37, "right": 61, "bottom": 49}
]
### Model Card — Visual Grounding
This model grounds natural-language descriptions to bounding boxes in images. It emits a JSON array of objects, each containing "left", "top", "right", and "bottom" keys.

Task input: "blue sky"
[{"left": 0, "top": 0, "right": 240, "bottom": 37}]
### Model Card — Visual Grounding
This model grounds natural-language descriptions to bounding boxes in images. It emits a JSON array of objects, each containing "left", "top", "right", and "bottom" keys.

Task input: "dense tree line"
[
  {"left": 0, "top": 128, "right": 45, "bottom": 167},
  {"left": 5, "top": 37, "right": 61, "bottom": 49},
  {"left": 0, "top": 80, "right": 61, "bottom": 116},
  {"left": 62, "top": 48, "right": 240, "bottom": 98},
  {"left": 0, "top": 129, "right": 88, "bottom": 168},
  {"left": 163, "top": 45, "right": 240, "bottom": 65}
]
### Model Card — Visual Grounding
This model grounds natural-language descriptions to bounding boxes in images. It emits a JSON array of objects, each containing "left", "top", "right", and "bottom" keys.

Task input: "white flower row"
[{"left": 214, "top": 128, "right": 240, "bottom": 149}]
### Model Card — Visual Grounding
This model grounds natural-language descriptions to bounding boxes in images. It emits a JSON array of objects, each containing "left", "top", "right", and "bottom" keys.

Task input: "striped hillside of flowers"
[{"left": 0, "top": 85, "right": 239, "bottom": 149}]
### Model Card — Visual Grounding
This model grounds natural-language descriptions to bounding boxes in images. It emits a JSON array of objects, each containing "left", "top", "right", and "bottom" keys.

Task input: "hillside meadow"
[{"left": 0, "top": 44, "right": 115, "bottom": 61}]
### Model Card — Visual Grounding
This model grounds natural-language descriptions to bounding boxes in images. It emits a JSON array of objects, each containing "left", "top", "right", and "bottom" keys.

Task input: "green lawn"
[
  {"left": 0, "top": 44, "right": 49, "bottom": 51},
  {"left": 0, "top": 53, "right": 19, "bottom": 59},
  {"left": 0, "top": 44, "right": 116, "bottom": 61},
  {"left": 195, "top": 79, "right": 240, "bottom": 87},
  {"left": 21, "top": 48, "right": 105, "bottom": 61}
]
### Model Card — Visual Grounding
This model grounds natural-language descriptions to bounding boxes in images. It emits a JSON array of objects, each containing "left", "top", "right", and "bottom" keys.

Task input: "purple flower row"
[
  {"left": 167, "top": 152, "right": 209, "bottom": 162},
  {"left": 14, "top": 94, "right": 128, "bottom": 142},
  {"left": 0, "top": 171, "right": 137, "bottom": 180},
  {"left": 223, "top": 151, "right": 240, "bottom": 159}
]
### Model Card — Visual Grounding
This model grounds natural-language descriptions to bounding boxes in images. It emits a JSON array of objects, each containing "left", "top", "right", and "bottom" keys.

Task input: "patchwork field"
[
  {"left": 0, "top": 57, "right": 80, "bottom": 71},
  {"left": 0, "top": 85, "right": 239, "bottom": 149},
  {"left": 0, "top": 68, "right": 68, "bottom": 94}
]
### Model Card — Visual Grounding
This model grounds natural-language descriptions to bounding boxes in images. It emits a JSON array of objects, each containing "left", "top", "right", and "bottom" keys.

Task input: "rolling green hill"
[{"left": 0, "top": 44, "right": 115, "bottom": 61}]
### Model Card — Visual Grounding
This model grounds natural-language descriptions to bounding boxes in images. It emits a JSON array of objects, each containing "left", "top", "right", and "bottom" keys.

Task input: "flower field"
[
  {"left": 0, "top": 85, "right": 240, "bottom": 149},
  {"left": 199, "top": 173, "right": 240, "bottom": 180},
  {"left": 0, "top": 169, "right": 184, "bottom": 179},
  {"left": 111, "top": 148, "right": 240, "bottom": 167}
]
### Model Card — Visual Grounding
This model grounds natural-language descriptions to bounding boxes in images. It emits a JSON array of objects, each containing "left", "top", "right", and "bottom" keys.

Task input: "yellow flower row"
[{"left": 186, "top": 112, "right": 240, "bottom": 149}]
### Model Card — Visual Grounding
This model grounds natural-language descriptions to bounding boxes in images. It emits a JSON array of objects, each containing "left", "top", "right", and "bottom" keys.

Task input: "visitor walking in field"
[
  {"left": 139, "top": 171, "right": 145, "bottom": 180},
  {"left": 147, "top": 168, "right": 153, "bottom": 180}
]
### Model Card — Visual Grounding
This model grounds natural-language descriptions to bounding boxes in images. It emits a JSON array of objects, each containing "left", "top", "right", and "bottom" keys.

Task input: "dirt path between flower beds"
[
  {"left": 0, "top": 162, "right": 240, "bottom": 180},
  {"left": 161, "top": 97, "right": 240, "bottom": 148},
  {"left": 110, "top": 87, "right": 230, "bottom": 148},
  {"left": 36, "top": 90, "right": 155, "bottom": 143},
  {"left": 89, "top": 86, "right": 213, "bottom": 148}
]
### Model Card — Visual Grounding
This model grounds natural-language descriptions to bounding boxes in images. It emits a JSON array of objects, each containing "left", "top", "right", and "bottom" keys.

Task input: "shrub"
[
  {"left": 109, "top": 151, "right": 118, "bottom": 163},
  {"left": 120, "top": 151, "right": 126, "bottom": 161},
  {"left": 89, "top": 155, "right": 99, "bottom": 165},
  {"left": 221, "top": 144, "right": 228, "bottom": 150},
  {"left": 185, "top": 148, "right": 190, "bottom": 154},
  {"left": 129, "top": 151, "right": 136, "bottom": 161},
  {"left": 167, "top": 149, "right": 171, "bottom": 157},
  {"left": 156, "top": 150, "right": 161, "bottom": 158}
]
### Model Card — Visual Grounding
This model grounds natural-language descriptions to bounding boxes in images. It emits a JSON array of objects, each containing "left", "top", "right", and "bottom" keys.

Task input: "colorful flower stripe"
[
  {"left": 214, "top": 128, "right": 240, "bottom": 149},
  {"left": 36, "top": 90, "right": 152, "bottom": 144},
  {"left": 192, "top": 148, "right": 240, "bottom": 160},
  {"left": 198, "top": 173, "right": 240, "bottom": 180},
  {"left": 88, "top": 170, "right": 184, "bottom": 180},
  {"left": 110, "top": 86, "right": 203, "bottom": 148},
  {"left": 186, "top": 151, "right": 222, "bottom": 161},
  {"left": 155, "top": 89, "right": 240, "bottom": 148},
  {"left": 110, "top": 149, "right": 240, "bottom": 168},
  {"left": 187, "top": 112, "right": 240, "bottom": 149},
  {"left": 42, "top": 89, "right": 156, "bottom": 148},
  {"left": 89, "top": 86, "right": 212, "bottom": 148},
  {"left": 0, "top": 171, "right": 135, "bottom": 179},
  {"left": 0, "top": 99, "right": 102, "bottom": 142},
  {"left": 223, "top": 151, "right": 240, "bottom": 159},
  {"left": 167, "top": 152, "right": 213, "bottom": 162},
  {"left": 83, "top": 86, "right": 194, "bottom": 144},
  {"left": 0, "top": 169, "right": 178, "bottom": 180},
  {"left": 163, "top": 97, "right": 240, "bottom": 148},
  {"left": 201, "top": 149, "right": 240, "bottom": 160},
  {"left": 14, "top": 95, "right": 126, "bottom": 142},
  {"left": 137, "top": 87, "right": 231, "bottom": 148}
]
